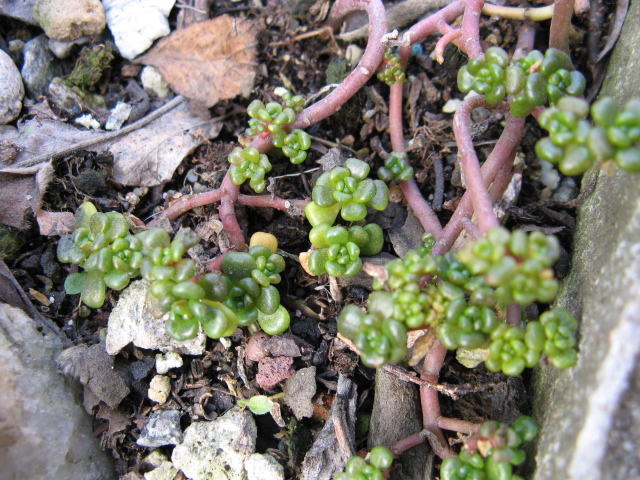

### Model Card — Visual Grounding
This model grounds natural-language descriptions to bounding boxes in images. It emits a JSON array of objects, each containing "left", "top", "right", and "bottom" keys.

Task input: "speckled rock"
[
  {"left": 245, "top": 454, "right": 285, "bottom": 480},
  {"left": 148, "top": 375, "right": 171, "bottom": 404},
  {"left": 171, "top": 409, "right": 257, "bottom": 480},
  {"left": 0, "top": 50, "right": 24, "bottom": 124},
  {"left": 21, "top": 35, "right": 63, "bottom": 98},
  {"left": 0, "top": 304, "right": 115, "bottom": 479},
  {"left": 33, "top": 0, "right": 106, "bottom": 41},
  {"left": 532, "top": 2, "right": 640, "bottom": 479},
  {"left": 137, "top": 409, "right": 183, "bottom": 448}
]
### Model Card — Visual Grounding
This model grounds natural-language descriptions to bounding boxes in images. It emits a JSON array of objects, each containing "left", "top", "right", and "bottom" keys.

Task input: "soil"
[{"left": 0, "top": 0, "right": 612, "bottom": 478}]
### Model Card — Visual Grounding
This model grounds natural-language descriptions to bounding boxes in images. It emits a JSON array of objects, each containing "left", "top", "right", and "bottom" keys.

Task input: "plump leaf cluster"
[
  {"left": 377, "top": 151, "right": 414, "bottom": 182},
  {"left": 59, "top": 204, "right": 290, "bottom": 341},
  {"left": 272, "top": 128, "right": 312, "bottom": 164},
  {"left": 485, "top": 306, "right": 578, "bottom": 376},
  {"left": 377, "top": 48, "right": 405, "bottom": 86},
  {"left": 339, "top": 228, "right": 578, "bottom": 372},
  {"left": 228, "top": 146, "right": 273, "bottom": 193},
  {"left": 58, "top": 202, "right": 142, "bottom": 308},
  {"left": 334, "top": 446, "right": 395, "bottom": 480},
  {"left": 308, "top": 224, "right": 383, "bottom": 278},
  {"left": 458, "top": 47, "right": 585, "bottom": 117},
  {"left": 221, "top": 246, "right": 290, "bottom": 335},
  {"left": 457, "top": 227, "right": 560, "bottom": 307},
  {"left": 305, "top": 158, "right": 388, "bottom": 278},
  {"left": 307, "top": 158, "right": 389, "bottom": 225},
  {"left": 245, "top": 92, "right": 303, "bottom": 137},
  {"left": 441, "top": 416, "right": 537, "bottom": 480},
  {"left": 139, "top": 227, "right": 240, "bottom": 341},
  {"left": 338, "top": 292, "right": 408, "bottom": 368},
  {"left": 536, "top": 96, "right": 640, "bottom": 175}
]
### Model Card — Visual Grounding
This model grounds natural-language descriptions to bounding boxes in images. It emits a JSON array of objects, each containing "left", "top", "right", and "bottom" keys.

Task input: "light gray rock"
[
  {"left": 103, "top": 0, "right": 175, "bottom": 60},
  {"left": 105, "top": 101, "right": 133, "bottom": 130},
  {"left": 21, "top": 35, "right": 63, "bottom": 98},
  {"left": 532, "top": 2, "right": 640, "bottom": 478},
  {"left": 0, "top": 50, "right": 24, "bottom": 124},
  {"left": 245, "top": 454, "right": 285, "bottom": 480},
  {"left": 148, "top": 375, "right": 171, "bottom": 404},
  {"left": 172, "top": 409, "right": 257, "bottom": 480},
  {"left": 0, "top": 0, "right": 37, "bottom": 25},
  {"left": 49, "top": 36, "right": 91, "bottom": 59},
  {"left": 137, "top": 409, "right": 183, "bottom": 448},
  {"left": 33, "top": 0, "right": 106, "bottom": 41},
  {"left": 144, "top": 461, "right": 179, "bottom": 480},
  {"left": 0, "top": 303, "right": 115, "bottom": 480},
  {"left": 106, "top": 280, "right": 206, "bottom": 356}
]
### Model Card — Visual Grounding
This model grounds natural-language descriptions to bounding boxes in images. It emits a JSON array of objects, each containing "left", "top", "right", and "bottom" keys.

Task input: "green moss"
[
  {"left": 0, "top": 223, "right": 24, "bottom": 260},
  {"left": 66, "top": 45, "right": 115, "bottom": 91}
]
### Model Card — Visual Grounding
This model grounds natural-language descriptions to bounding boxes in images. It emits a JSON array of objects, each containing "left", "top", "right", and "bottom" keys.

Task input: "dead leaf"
[
  {"left": 0, "top": 162, "right": 53, "bottom": 230},
  {"left": 36, "top": 210, "right": 75, "bottom": 236},
  {"left": 107, "top": 101, "right": 222, "bottom": 186},
  {"left": 284, "top": 367, "right": 316, "bottom": 420},
  {"left": 58, "top": 343, "right": 130, "bottom": 409},
  {"left": 135, "top": 15, "right": 258, "bottom": 107},
  {"left": 301, "top": 375, "right": 357, "bottom": 480},
  {"left": 97, "top": 404, "right": 130, "bottom": 436}
]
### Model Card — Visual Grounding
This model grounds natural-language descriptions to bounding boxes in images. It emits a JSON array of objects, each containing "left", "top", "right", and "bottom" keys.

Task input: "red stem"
[
  {"left": 549, "top": 0, "right": 575, "bottom": 53},
  {"left": 452, "top": 96, "right": 501, "bottom": 234},
  {"left": 461, "top": 0, "right": 486, "bottom": 58},
  {"left": 432, "top": 114, "right": 525, "bottom": 256},
  {"left": 291, "top": 0, "right": 387, "bottom": 130}
]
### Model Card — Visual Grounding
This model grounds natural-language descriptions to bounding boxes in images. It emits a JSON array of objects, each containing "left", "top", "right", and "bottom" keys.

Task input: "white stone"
[
  {"left": 156, "top": 351, "right": 183, "bottom": 375},
  {"left": 442, "top": 98, "right": 462, "bottom": 114},
  {"left": 106, "top": 280, "right": 206, "bottom": 356},
  {"left": 48, "top": 37, "right": 91, "bottom": 59},
  {"left": 75, "top": 113, "right": 101, "bottom": 129},
  {"left": 141, "top": 66, "right": 172, "bottom": 98},
  {"left": 103, "top": 0, "right": 175, "bottom": 60},
  {"left": 172, "top": 409, "right": 257, "bottom": 480},
  {"left": 245, "top": 454, "right": 285, "bottom": 480},
  {"left": 105, "top": 101, "right": 133, "bottom": 130},
  {"left": 0, "top": 49, "right": 24, "bottom": 123},
  {"left": 148, "top": 375, "right": 171, "bottom": 403}
]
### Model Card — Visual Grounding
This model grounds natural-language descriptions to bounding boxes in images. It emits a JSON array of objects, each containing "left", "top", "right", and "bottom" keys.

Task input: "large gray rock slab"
[
  {"left": 0, "top": 303, "right": 115, "bottom": 480},
  {"left": 532, "top": 2, "right": 640, "bottom": 478}
]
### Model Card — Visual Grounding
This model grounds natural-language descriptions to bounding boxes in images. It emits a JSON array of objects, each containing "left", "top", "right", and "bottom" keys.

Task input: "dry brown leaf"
[
  {"left": 107, "top": 101, "right": 222, "bottom": 186},
  {"left": 0, "top": 162, "right": 54, "bottom": 230},
  {"left": 97, "top": 404, "right": 130, "bottom": 437},
  {"left": 135, "top": 15, "right": 258, "bottom": 107},
  {"left": 36, "top": 210, "right": 75, "bottom": 236}
]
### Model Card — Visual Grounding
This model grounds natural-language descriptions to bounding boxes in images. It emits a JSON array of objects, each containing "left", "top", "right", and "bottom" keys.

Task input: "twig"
[
  {"left": 482, "top": 2, "right": 554, "bottom": 20},
  {"left": 9, "top": 95, "right": 187, "bottom": 170}
]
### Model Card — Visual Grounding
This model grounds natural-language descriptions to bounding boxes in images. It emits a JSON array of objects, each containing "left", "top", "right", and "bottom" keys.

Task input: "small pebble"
[
  {"left": 33, "top": 0, "right": 106, "bottom": 41},
  {"left": 155, "top": 351, "right": 183, "bottom": 375},
  {"left": 141, "top": 66, "right": 172, "bottom": 98},
  {"left": 105, "top": 101, "right": 132, "bottom": 130},
  {"left": 0, "top": 50, "right": 24, "bottom": 124},
  {"left": 137, "top": 409, "right": 183, "bottom": 447},
  {"left": 148, "top": 375, "right": 171, "bottom": 403}
]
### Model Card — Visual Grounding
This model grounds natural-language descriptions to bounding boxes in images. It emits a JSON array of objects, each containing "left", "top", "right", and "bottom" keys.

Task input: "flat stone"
[
  {"left": 0, "top": 49, "right": 24, "bottom": 124},
  {"left": 106, "top": 280, "right": 206, "bottom": 356},
  {"left": 0, "top": 304, "right": 115, "bottom": 479},
  {"left": 33, "top": 0, "right": 106, "bottom": 41},
  {"left": 148, "top": 375, "right": 171, "bottom": 404},
  {"left": 137, "top": 409, "right": 183, "bottom": 448},
  {"left": 103, "top": 0, "right": 175, "bottom": 60},
  {"left": 532, "top": 2, "right": 640, "bottom": 478},
  {"left": 171, "top": 409, "right": 257, "bottom": 480},
  {"left": 21, "top": 35, "right": 63, "bottom": 98},
  {"left": 245, "top": 454, "right": 285, "bottom": 480}
]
